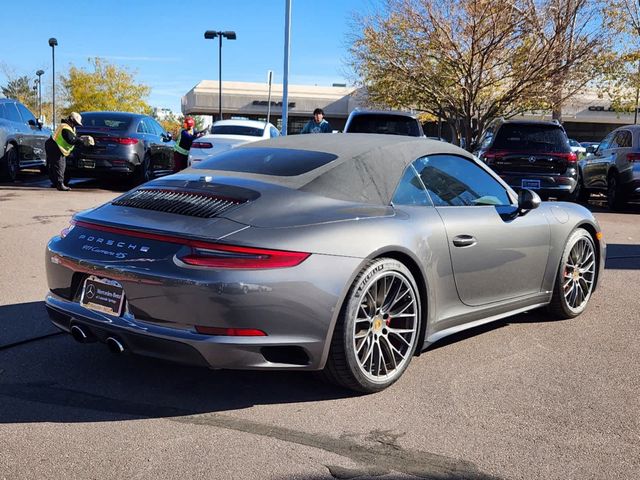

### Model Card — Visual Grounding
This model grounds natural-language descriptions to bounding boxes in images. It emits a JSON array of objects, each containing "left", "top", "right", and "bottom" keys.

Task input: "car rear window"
[
  {"left": 492, "top": 124, "right": 570, "bottom": 152},
  {"left": 347, "top": 114, "right": 421, "bottom": 137},
  {"left": 193, "top": 147, "right": 338, "bottom": 176},
  {"left": 80, "top": 113, "right": 133, "bottom": 131},
  {"left": 211, "top": 125, "right": 264, "bottom": 137}
]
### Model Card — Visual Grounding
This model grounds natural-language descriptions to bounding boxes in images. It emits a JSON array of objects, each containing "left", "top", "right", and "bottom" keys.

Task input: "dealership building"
[{"left": 182, "top": 80, "right": 639, "bottom": 141}]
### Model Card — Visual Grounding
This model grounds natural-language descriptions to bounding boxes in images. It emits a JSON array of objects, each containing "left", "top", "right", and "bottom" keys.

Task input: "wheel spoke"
[
  {"left": 380, "top": 336, "right": 399, "bottom": 370},
  {"left": 389, "top": 330, "right": 411, "bottom": 347}
]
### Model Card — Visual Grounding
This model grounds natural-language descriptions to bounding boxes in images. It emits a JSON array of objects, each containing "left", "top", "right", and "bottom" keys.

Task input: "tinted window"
[
  {"left": 614, "top": 130, "right": 632, "bottom": 148},
  {"left": 415, "top": 155, "right": 511, "bottom": 206},
  {"left": 148, "top": 118, "right": 165, "bottom": 136},
  {"left": 270, "top": 126, "right": 280, "bottom": 138},
  {"left": 211, "top": 125, "right": 264, "bottom": 137},
  {"left": 347, "top": 114, "right": 421, "bottom": 137},
  {"left": 492, "top": 124, "right": 570, "bottom": 152},
  {"left": 598, "top": 133, "right": 613, "bottom": 151},
  {"left": 136, "top": 120, "right": 147, "bottom": 133},
  {"left": 392, "top": 165, "right": 431, "bottom": 206},
  {"left": 16, "top": 103, "right": 36, "bottom": 124},
  {"left": 194, "top": 147, "right": 338, "bottom": 176},
  {"left": 80, "top": 113, "right": 133, "bottom": 131},
  {"left": 3, "top": 103, "right": 22, "bottom": 123}
]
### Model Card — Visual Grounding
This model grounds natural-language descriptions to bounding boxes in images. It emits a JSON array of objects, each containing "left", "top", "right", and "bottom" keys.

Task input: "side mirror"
[
  {"left": 586, "top": 146, "right": 596, "bottom": 154},
  {"left": 518, "top": 189, "right": 541, "bottom": 214},
  {"left": 28, "top": 119, "right": 37, "bottom": 128},
  {"left": 163, "top": 132, "right": 173, "bottom": 142}
]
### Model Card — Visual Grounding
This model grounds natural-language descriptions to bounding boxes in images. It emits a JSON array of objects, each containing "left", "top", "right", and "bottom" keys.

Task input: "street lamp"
[
  {"left": 48, "top": 38, "right": 58, "bottom": 129},
  {"left": 204, "top": 30, "right": 236, "bottom": 122},
  {"left": 36, "top": 69, "right": 44, "bottom": 120}
]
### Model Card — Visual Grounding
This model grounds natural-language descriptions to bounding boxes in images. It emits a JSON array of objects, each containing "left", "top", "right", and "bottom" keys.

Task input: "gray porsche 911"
[{"left": 45, "top": 134, "right": 605, "bottom": 392}]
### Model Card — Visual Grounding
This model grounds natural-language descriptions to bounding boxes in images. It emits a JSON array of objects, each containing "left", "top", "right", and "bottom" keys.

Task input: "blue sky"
[{"left": 1, "top": 0, "right": 376, "bottom": 112}]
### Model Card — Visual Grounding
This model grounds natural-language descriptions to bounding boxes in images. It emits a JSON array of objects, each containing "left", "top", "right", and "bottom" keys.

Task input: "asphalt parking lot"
[{"left": 1, "top": 170, "right": 639, "bottom": 480}]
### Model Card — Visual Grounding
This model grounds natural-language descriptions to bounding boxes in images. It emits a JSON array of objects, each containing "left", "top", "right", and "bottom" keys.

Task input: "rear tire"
[
  {"left": 321, "top": 258, "right": 421, "bottom": 393},
  {"left": 607, "top": 173, "right": 626, "bottom": 211},
  {"left": 546, "top": 228, "right": 596, "bottom": 319},
  {"left": 0, "top": 144, "right": 19, "bottom": 182},
  {"left": 133, "top": 154, "right": 152, "bottom": 185}
]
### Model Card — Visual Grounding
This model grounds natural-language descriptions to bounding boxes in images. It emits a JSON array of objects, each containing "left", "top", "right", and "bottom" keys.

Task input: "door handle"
[{"left": 453, "top": 235, "right": 477, "bottom": 248}]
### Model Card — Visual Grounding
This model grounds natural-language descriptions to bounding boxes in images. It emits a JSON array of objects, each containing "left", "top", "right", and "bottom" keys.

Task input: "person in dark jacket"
[
  {"left": 300, "top": 108, "right": 332, "bottom": 134},
  {"left": 173, "top": 116, "right": 207, "bottom": 172},
  {"left": 45, "top": 112, "right": 94, "bottom": 191}
]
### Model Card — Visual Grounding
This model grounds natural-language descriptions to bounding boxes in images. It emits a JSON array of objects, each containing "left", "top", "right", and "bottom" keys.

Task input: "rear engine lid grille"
[{"left": 112, "top": 188, "right": 247, "bottom": 218}]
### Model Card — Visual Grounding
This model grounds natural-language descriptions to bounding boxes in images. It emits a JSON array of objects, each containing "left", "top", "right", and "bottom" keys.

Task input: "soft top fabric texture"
[{"left": 189, "top": 133, "right": 472, "bottom": 205}]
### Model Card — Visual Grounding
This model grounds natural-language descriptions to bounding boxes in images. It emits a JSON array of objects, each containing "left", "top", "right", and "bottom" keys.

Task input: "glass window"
[
  {"left": 16, "top": 103, "right": 36, "bottom": 125},
  {"left": 81, "top": 113, "right": 133, "bottom": 131},
  {"left": 270, "top": 126, "right": 280, "bottom": 138},
  {"left": 614, "top": 130, "right": 632, "bottom": 148},
  {"left": 347, "top": 114, "right": 421, "bottom": 137},
  {"left": 0, "top": 104, "right": 6, "bottom": 119},
  {"left": 148, "top": 118, "right": 165, "bottom": 136},
  {"left": 211, "top": 125, "right": 264, "bottom": 137},
  {"left": 597, "top": 133, "right": 613, "bottom": 151},
  {"left": 136, "top": 120, "right": 147, "bottom": 133},
  {"left": 3, "top": 102, "right": 23, "bottom": 123},
  {"left": 194, "top": 147, "right": 338, "bottom": 176},
  {"left": 492, "top": 124, "right": 570, "bottom": 152},
  {"left": 415, "top": 155, "right": 511, "bottom": 207},
  {"left": 392, "top": 165, "right": 431, "bottom": 206}
]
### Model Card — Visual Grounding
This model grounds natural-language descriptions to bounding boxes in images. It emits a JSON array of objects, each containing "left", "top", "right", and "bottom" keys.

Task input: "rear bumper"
[
  {"left": 500, "top": 172, "right": 578, "bottom": 196},
  {"left": 67, "top": 153, "right": 138, "bottom": 177}
]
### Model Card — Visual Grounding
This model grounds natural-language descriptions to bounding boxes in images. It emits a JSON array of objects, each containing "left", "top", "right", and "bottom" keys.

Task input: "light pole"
[
  {"left": 282, "top": 0, "right": 292, "bottom": 135},
  {"left": 204, "top": 30, "right": 236, "bottom": 122},
  {"left": 48, "top": 38, "right": 58, "bottom": 128},
  {"left": 36, "top": 69, "right": 44, "bottom": 120}
]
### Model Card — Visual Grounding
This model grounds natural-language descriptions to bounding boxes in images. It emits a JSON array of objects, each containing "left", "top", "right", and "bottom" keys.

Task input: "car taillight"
[
  {"left": 194, "top": 326, "right": 267, "bottom": 336},
  {"left": 627, "top": 153, "right": 640, "bottom": 163},
  {"left": 180, "top": 243, "right": 310, "bottom": 269},
  {"left": 481, "top": 150, "right": 504, "bottom": 164},
  {"left": 115, "top": 137, "right": 138, "bottom": 145},
  {"left": 192, "top": 142, "right": 213, "bottom": 149},
  {"left": 567, "top": 152, "right": 578, "bottom": 163},
  {"left": 73, "top": 220, "right": 310, "bottom": 269}
]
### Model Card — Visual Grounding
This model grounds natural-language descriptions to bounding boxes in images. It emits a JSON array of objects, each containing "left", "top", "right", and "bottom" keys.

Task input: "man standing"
[
  {"left": 45, "top": 112, "right": 94, "bottom": 191},
  {"left": 173, "top": 117, "right": 207, "bottom": 172},
  {"left": 300, "top": 108, "right": 332, "bottom": 134}
]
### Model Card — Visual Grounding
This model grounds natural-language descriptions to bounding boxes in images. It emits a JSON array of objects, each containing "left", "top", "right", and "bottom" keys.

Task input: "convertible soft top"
[{"left": 191, "top": 133, "right": 471, "bottom": 205}]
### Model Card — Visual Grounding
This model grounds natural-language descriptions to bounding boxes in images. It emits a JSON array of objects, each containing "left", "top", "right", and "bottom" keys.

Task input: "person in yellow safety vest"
[
  {"left": 173, "top": 116, "right": 207, "bottom": 172},
  {"left": 44, "top": 112, "right": 95, "bottom": 191}
]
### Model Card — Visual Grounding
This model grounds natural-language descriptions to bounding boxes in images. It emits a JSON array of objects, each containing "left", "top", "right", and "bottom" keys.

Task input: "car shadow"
[
  {"left": 0, "top": 170, "right": 132, "bottom": 193},
  {"left": 605, "top": 243, "right": 640, "bottom": 270},
  {"left": 0, "top": 301, "right": 357, "bottom": 425}
]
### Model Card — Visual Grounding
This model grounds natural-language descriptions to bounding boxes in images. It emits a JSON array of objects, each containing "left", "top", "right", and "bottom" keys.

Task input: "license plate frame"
[
  {"left": 521, "top": 179, "right": 541, "bottom": 190},
  {"left": 80, "top": 158, "right": 96, "bottom": 169},
  {"left": 80, "top": 276, "right": 125, "bottom": 316}
]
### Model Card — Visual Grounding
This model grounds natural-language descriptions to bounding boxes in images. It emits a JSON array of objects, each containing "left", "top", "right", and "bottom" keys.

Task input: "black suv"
[
  {"left": 475, "top": 120, "right": 579, "bottom": 201},
  {"left": 0, "top": 99, "right": 51, "bottom": 181}
]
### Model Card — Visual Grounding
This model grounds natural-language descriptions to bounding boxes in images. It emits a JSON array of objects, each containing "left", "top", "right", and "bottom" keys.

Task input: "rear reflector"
[
  {"left": 192, "top": 142, "right": 213, "bottom": 149},
  {"left": 195, "top": 326, "right": 267, "bottom": 336},
  {"left": 95, "top": 137, "right": 138, "bottom": 145},
  {"left": 73, "top": 220, "right": 310, "bottom": 269},
  {"left": 627, "top": 153, "right": 640, "bottom": 163}
]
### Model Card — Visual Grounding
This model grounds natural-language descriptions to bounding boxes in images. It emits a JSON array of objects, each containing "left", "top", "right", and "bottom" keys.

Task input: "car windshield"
[
  {"left": 194, "top": 147, "right": 338, "bottom": 176},
  {"left": 211, "top": 125, "right": 264, "bottom": 137},
  {"left": 492, "top": 124, "right": 570, "bottom": 152},
  {"left": 347, "top": 114, "right": 421, "bottom": 137},
  {"left": 80, "top": 114, "right": 133, "bottom": 131}
]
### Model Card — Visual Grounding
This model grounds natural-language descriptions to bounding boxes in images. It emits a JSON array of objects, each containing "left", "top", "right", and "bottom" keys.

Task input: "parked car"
[
  {"left": 344, "top": 109, "right": 425, "bottom": 137},
  {"left": 569, "top": 139, "right": 586, "bottom": 156},
  {"left": 475, "top": 119, "right": 579, "bottom": 201},
  {"left": 66, "top": 112, "right": 175, "bottom": 184},
  {"left": 45, "top": 134, "right": 604, "bottom": 393},
  {"left": 188, "top": 119, "right": 279, "bottom": 166},
  {"left": 0, "top": 98, "right": 50, "bottom": 181},
  {"left": 580, "top": 141, "right": 599, "bottom": 151},
  {"left": 579, "top": 125, "right": 640, "bottom": 210}
]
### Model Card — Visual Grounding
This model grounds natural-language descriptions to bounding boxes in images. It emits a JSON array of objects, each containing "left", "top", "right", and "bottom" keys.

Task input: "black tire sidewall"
[
  {"left": 554, "top": 228, "right": 595, "bottom": 318},
  {"left": 339, "top": 258, "right": 421, "bottom": 392},
  {"left": 2, "top": 144, "right": 18, "bottom": 182}
]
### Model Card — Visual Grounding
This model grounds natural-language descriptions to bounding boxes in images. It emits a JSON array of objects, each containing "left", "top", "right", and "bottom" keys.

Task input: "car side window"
[
  {"left": 598, "top": 133, "right": 613, "bottom": 151},
  {"left": 136, "top": 120, "right": 147, "bottom": 134},
  {"left": 16, "top": 103, "right": 36, "bottom": 125},
  {"left": 415, "top": 154, "right": 511, "bottom": 207},
  {"left": 149, "top": 118, "right": 165, "bottom": 136},
  {"left": 615, "top": 130, "right": 632, "bottom": 148},
  {"left": 0, "top": 104, "right": 6, "bottom": 119},
  {"left": 391, "top": 164, "right": 432, "bottom": 206},
  {"left": 3, "top": 103, "right": 23, "bottom": 123},
  {"left": 270, "top": 126, "right": 280, "bottom": 138}
]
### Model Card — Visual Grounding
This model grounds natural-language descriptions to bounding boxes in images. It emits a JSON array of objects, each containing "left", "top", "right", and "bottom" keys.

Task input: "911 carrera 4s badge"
[{"left": 80, "top": 275, "right": 125, "bottom": 316}]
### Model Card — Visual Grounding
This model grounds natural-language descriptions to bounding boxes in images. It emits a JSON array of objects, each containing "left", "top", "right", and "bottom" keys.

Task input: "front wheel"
[
  {"left": 546, "top": 228, "right": 597, "bottom": 319},
  {"left": 0, "top": 144, "right": 19, "bottom": 182},
  {"left": 321, "top": 258, "right": 421, "bottom": 393}
]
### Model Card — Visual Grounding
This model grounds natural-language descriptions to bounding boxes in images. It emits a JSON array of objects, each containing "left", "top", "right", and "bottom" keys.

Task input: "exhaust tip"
[
  {"left": 70, "top": 325, "right": 89, "bottom": 343},
  {"left": 106, "top": 337, "right": 125, "bottom": 354}
]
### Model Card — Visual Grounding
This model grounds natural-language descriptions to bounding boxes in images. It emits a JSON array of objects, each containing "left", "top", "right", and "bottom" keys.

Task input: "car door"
[
  {"left": 3, "top": 102, "right": 28, "bottom": 162},
  {"left": 15, "top": 103, "right": 47, "bottom": 163},
  {"left": 148, "top": 118, "right": 173, "bottom": 173},
  {"left": 613, "top": 130, "right": 632, "bottom": 178},
  {"left": 587, "top": 132, "right": 616, "bottom": 189},
  {"left": 414, "top": 154, "right": 550, "bottom": 306}
]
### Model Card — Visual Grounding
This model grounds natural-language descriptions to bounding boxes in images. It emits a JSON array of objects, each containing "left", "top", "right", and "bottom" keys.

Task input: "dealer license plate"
[
  {"left": 521, "top": 179, "right": 541, "bottom": 190},
  {"left": 80, "top": 276, "right": 125, "bottom": 316}
]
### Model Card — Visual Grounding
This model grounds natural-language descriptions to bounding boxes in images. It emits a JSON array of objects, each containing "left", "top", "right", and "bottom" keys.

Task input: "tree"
[
  {"left": 1, "top": 75, "right": 38, "bottom": 113},
  {"left": 349, "top": 0, "right": 612, "bottom": 147},
  {"left": 61, "top": 58, "right": 151, "bottom": 115}
]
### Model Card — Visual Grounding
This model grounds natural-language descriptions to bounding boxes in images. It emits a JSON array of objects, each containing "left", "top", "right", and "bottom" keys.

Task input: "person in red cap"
[{"left": 173, "top": 117, "right": 207, "bottom": 172}]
